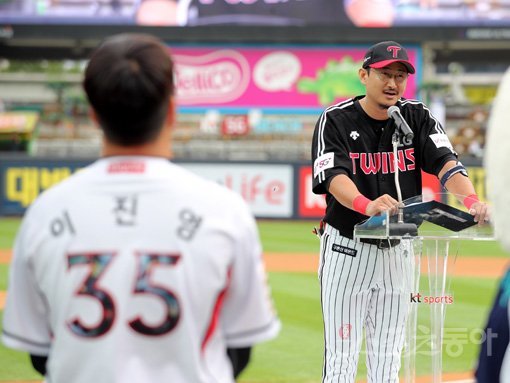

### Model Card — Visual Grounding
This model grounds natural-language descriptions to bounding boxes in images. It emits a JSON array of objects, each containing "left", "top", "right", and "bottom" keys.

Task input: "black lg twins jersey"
[{"left": 311, "top": 96, "right": 457, "bottom": 238}]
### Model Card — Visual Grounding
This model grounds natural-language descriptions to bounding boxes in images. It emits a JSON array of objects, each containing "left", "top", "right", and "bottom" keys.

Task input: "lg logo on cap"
[{"left": 387, "top": 46, "right": 401, "bottom": 58}]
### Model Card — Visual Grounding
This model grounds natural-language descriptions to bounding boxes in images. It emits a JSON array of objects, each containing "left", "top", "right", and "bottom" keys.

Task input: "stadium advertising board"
[
  {"left": 298, "top": 166, "right": 326, "bottom": 218},
  {"left": 182, "top": 163, "right": 293, "bottom": 218},
  {"left": 0, "top": 160, "right": 87, "bottom": 215},
  {"left": 172, "top": 46, "right": 419, "bottom": 108},
  {"left": 446, "top": 166, "right": 488, "bottom": 209},
  {"left": 0, "top": 158, "right": 457, "bottom": 219},
  {"left": 0, "top": 158, "right": 295, "bottom": 218}
]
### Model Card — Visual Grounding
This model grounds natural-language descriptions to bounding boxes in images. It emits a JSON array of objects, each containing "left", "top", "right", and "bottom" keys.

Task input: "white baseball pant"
[{"left": 319, "top": 223, "right": 415, "bottom": 383}]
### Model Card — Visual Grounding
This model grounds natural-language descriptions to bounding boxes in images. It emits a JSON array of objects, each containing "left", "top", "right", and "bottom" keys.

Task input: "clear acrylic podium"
[{"left": 353, "top": 193, "right": 493, "bottom": 383}]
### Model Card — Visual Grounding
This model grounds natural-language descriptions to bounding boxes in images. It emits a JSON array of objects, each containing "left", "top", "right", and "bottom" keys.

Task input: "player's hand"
[
  {"left": 366, "top": 194, "right": 400, "bottom": 217},
  {"left": 469, "top": 201, "right": 490, "bottom": 225}
]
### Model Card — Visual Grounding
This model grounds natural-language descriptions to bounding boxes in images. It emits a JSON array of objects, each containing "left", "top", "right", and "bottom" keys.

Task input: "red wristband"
[
  {"left": 353, "top": 195, "right": 371, "bottom": 215},
  {"left": 463, "top": 194, "right": 479, "bottom": 210}
]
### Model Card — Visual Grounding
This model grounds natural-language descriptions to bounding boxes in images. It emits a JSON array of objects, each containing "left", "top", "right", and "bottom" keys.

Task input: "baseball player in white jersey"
[
  {"left": 2, "top": 33, "right": 280, "bottom": 383},
  {"left": 311, "top": 41, "right": 489, "bottom": 382}
]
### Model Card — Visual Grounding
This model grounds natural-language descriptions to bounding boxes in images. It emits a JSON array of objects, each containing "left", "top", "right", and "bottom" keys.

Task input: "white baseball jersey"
[
  {"left": 486, "top": 67, "right": 510, "bottom": 252},
  {"left": 2, "top": 156, "right": 280, "bottom": 383}
]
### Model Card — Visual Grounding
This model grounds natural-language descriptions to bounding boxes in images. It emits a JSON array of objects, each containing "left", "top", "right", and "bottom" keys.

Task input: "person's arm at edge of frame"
[
  {"left": 438, "top": 160, "right": 489, "bottom": 224},
  {"left": 227, "top": 347, "right": 252, "bottom": 379},
  {"left": 328, "top": 174, "right": 400, "bottom": 216},
  {"left": 30, "top": 354, "right": 47, "bottom": 376}
]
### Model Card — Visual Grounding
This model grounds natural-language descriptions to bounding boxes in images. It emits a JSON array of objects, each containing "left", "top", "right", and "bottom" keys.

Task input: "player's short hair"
[{"left": 83, "top": 33, "right": 175, "bottom": 146}]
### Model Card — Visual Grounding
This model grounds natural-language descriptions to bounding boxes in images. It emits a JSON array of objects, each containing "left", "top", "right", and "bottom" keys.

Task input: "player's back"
[{"left": 3, "top": 156, "right": 279, "bottom": 383}]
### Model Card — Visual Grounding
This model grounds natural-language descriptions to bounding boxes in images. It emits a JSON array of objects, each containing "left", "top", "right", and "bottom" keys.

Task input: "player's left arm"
[
  {"left": 438, "top": 160, "right": 489, "bottom": 224},
  {"left": 30, "top": 355, "right": 47, "bottom": 376},
  {"left": 220, "top": 197, "right": 280, "bottom": 347},
  {"left": 227, "top": 347, "right": 251, "bottom": 378},
  {"left": 411, "top": 103, "right": 489, "bottom": 224}
]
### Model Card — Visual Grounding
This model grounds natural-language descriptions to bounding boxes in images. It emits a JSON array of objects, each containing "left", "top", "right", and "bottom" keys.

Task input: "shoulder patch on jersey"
[
  {"left": 314, "top": 152, "right": 334, "bottom": 178},
  {"left": 429, "top": 133, "right": 453, "bottom": 150},
  {"left": 331, "top": 244, "right": 357, "bottom": 257}
]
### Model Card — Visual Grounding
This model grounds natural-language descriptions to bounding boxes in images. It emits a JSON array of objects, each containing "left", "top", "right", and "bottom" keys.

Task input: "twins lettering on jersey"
[
  {"left": 350, "top": 148, "right": 415, "bottom": 175},
  {"left": 313, "top": 149, "right": 415, "bottom": 178}
]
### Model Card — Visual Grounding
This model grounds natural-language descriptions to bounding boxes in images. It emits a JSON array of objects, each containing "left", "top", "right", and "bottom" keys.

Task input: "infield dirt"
[{"left": 1, "top": 249, "right": 508, "bottom": 278}]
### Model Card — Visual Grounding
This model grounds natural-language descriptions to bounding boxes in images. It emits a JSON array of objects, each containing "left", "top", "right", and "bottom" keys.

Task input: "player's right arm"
[
  {"left": 328, "top": 174, "right": 399, "bottom": 216},
  {"left": 1, "top": 207, "right": 52, "bottom": 360},
  {"left": 312, "top": 104, "right": 399, "bottom": 217},
  {"left": 311, "top": 104, "right": 353, "bottom": 195}
]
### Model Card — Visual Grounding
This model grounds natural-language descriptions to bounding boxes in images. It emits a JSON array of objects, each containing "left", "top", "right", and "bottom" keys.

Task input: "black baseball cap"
[{"left": 362, "top": 41, "right": 415, "bottom": 74}]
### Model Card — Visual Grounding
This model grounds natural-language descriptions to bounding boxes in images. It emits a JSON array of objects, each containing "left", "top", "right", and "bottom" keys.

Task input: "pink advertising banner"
[{"left": 171, "top": 46, "right": 420, "bottom": 108}]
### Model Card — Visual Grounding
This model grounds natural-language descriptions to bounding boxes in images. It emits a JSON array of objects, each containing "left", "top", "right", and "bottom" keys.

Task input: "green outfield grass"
[
  {"left": 0, "top": 217, "right": 506, "bottom": 382},
  {"left": 238, "top": 273, "right": 500, "bottom": 383},
  {"left": 0, "top": 264, "right": 8, "bottom": 291},
  {"left": 0, "top": 273, "right": 501, "bottom": 382},
  {"left": 258, "top": 220, "right": 321, "bottom": 254},
  {"left": 0, "top": 313, "right": 42, "bottom": 381},
  {"left": 0, "top": 218, "right": 20, "bottom": 249}
]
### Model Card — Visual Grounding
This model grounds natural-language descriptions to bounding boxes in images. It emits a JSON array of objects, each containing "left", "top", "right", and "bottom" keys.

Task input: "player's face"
[{"left": 361, "top": 62, "right": 409, "bottom": 110}]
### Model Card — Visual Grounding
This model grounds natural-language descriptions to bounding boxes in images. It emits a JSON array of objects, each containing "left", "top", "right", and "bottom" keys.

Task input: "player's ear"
[
  {"left": 88, "top": 107, "right": 100, "bottom": 128},
  {"left": 164, "top": 96, "right": 177, "bottom": 130},
  {"left": 359, "top": 68, "right": 369, "bottom": 85}
]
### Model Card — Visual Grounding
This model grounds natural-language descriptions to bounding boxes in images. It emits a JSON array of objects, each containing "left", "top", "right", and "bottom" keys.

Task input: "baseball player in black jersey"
[{"left": 311, "top": 41, "right": 489, "bottom": 383}]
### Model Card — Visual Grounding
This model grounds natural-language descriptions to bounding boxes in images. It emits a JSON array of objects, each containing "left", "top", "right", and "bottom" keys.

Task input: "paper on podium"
[
  {"left": 402, "top": 200, "right": 476, "bottom": 232},
  {"left": 353, "top": 194, "right": 491, "bottom": 241}
]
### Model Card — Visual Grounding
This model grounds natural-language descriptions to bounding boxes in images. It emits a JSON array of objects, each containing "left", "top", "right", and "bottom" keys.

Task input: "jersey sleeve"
[
  {"left": 414, "top": 104, "right": 457, "bottom": 176},
  {"left": 2, "top": 211, "right": 52, "bottom": 356},
  {"left": 220, "top": 199, "right": 280, "bottom": 348},
  {"left": 311, "top": 108, "right": 352, "bottom": 195}
]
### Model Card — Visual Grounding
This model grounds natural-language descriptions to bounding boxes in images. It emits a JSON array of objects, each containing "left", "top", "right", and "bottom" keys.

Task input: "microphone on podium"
[{"left": 388, "top": 105, "right": 414, "bottom": 145}]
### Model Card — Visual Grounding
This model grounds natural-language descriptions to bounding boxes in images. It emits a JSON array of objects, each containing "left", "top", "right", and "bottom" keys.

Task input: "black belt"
[{"left": 359, "top": 238, "right": 401, "bottom": 249}]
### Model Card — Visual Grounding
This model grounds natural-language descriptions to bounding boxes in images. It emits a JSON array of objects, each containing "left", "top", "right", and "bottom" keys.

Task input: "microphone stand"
[
  {"left": 389, "top": 109, "right": 419, "bottom": 383},
  {"left": 389, "top": 128, "right": 418, "bottom": 237},
  {"left": 392, "top": 130, "right": 404, "bottom": 224}
]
